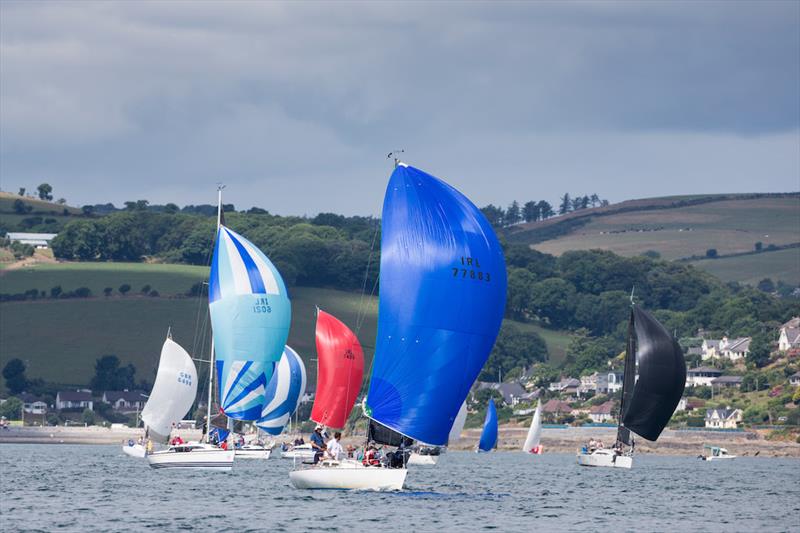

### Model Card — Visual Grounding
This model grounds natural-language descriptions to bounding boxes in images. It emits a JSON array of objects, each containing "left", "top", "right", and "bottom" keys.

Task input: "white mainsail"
[
  {"left": 448, "top": 401, "right": 468, "bottom": 443},
  {"left": 141, "top": 338, "right": 198, "bottom": 441},
  {"left": 522, "top": 401, "right": 542, "bottom": 453}
]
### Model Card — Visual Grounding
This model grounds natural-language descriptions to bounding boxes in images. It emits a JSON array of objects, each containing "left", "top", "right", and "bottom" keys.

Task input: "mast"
[
  {"left": 205, "top": 185, "right": 224, "bottom": 443},
  {"left": 617, "top": 300, "right": 637, "bottom": 447}
]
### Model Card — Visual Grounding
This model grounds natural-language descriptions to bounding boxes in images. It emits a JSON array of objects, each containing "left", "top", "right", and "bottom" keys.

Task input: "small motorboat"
[
  {"left": 147, "top": 442, "right": 235, "bottom": 471},
  {"left": 280, "top": 443, "right": 316, "bottom": 460},
  {"left": 407, "top": 446, "right": 441, "bottom": 466},
  {"left": 576, "top": 448, "right": 633, "bottom": 469},
  {"left": 235, "top": 443, "right": 273, "bottom": 459},
  {"left": 122, "top": 441, "right": 146, "bottom": 458},
  {"left": 289, "top": 459, "right": 407, "bottom": 490},
  {"left": 701, "top": 445, "right": 736, "bottom": 460}
]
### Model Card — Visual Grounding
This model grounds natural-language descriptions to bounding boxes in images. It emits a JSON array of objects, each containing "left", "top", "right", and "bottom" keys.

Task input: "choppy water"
[{"left": 1, "top": 444, "right": 798, "bottom": 532}]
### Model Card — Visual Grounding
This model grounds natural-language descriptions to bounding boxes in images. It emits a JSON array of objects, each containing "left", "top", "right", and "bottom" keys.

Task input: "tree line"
[{"left": 479, "top": 192, "right": 608, "bottom": 228}]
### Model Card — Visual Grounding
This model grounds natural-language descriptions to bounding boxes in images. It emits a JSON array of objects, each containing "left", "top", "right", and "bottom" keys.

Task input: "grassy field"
[
  {"left": 529, "top": 196, "right": 799, "bottom": 262},
  {"left": 0, "top": 191, "right": 82, "bottom": 215},
  {"left": 0, "top": 262, "right": 210, "bottom": 296},
  {"left": 0, "top": 261, "right": 572, "bottom": 393},
  {"left": 690, "top": 248, "right": 800, "bottom": 286},
  {"left": 0, "top": 287, "right": 377, "bottom": 392}
]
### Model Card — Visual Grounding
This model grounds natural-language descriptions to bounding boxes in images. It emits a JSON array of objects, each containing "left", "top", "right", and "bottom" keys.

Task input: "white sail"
[
  {"left": 522, "top": 401, "right": 542, "bottom": 453},
  {"left": 141, "top": 338, "right": 198, "bottom": 441},
  {"left": 448, "top": 401, "right": 468, "bottom": 443}
]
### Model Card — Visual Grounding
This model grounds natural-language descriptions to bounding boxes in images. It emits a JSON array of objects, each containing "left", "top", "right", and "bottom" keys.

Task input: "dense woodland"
[{"left": 36, "top": 203, "right": 800, "bottom": 386}]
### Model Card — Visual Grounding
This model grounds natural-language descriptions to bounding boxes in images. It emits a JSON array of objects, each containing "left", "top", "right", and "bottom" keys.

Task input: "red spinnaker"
[{"left": 311, "top": 310, "right": 365, "bottom": 428}]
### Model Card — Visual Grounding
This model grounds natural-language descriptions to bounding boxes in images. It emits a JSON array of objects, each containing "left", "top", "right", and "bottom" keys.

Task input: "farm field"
[
  {"left": 0, "top": 261, "right": 209, "bottom": 297},
  {"left": 529, "top": 197, "right": 799, "bottom": 261},
  {"left": 690, "top": 248, "right": 800, "bottom": 286},
  {"left": 0, "top": 260, "right": 571, "bottom": 391}
]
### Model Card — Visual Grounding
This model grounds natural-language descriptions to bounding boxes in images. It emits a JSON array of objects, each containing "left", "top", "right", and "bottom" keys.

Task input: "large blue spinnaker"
[
  {"left": 364, "top": 164, "right": 507, "bottom": 446},
  {"left": 256, "top": 346, "right": 307, "bottom": 435},
  {"left": 478, "top": 398, "right": 498, "bottom": 452},
  {"left": 209, "top": 225, "right": 291, "bottom": 421}
]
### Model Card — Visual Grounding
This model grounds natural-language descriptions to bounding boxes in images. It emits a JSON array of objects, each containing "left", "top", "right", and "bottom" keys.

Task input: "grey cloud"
[{"left": 1, "top": 1, "right": 797, "bottom": 214}]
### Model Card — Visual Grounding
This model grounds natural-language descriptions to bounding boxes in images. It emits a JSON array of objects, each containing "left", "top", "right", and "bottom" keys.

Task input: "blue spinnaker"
[
  {"left": 256, "top": 346, "right": 307, "bottom": 435},
  {"left": 365, "top": 164, "right": 507, "bottom": 446},
  {"left": 478, "top": 398, "right": 498, "bottom": 452},
  {"left": 209, "top": 225, "right": 291, "bottom": 421}
]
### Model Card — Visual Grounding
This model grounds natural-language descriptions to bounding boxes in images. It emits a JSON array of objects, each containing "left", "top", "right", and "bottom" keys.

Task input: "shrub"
[
  {"left": 705, "top": 248, "right": 718, "bottom": 258},
  {"left": 119, "top": 284, "right": 131, "bottom": 295}
]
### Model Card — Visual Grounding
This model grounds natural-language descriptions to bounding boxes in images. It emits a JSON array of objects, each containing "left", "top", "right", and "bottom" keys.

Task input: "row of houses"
[
  {"left": 693, "top": 316, "right": 800, "bottom": 363},
  {"left": 15, "top": 390, "right": 149, "bottom": 414}
]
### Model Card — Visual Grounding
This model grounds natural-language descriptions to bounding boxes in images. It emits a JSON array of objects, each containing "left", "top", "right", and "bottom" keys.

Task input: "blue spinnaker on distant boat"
[
  {"left": 255, "top": 346, "right": 307, "bottom": 435},
  {"left": 209, "top": 225, "right": 291, "bottom": 421},
  {"left": 478, "top": 398, "right": 498, "bottom": 452},
  {"left": 365, "top": 164, "right": 507, "bottom": 446}
]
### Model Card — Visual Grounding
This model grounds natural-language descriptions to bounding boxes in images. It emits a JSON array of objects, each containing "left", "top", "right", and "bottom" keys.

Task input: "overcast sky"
[{"left": 1, "top": 1, "right": 798, "bottom": 215}]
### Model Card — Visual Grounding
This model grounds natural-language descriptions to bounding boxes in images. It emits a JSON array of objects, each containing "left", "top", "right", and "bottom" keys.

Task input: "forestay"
[
  {"left": 209, "top": 225, "right": 291, "bottom": 421},
  {"left": 141, "top": 338, "right": 198, "bottom": 442},
  {"left": 365, "top": 164, "right": 507, "bottom": 446},
  {"left": 256, "top": 346, "right": 307, "bottom": 435}
]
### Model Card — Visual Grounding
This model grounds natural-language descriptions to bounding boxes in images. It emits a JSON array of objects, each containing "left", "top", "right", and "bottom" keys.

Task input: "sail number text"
[
  {"left": 452, "top": 256, "right": 491, "bottom": 282},
  {"left": 177, "top": 372, "right": 192, "bottom": 386},
  {"left": 253, "top": 296, "right": 272, "bottom": 314}
]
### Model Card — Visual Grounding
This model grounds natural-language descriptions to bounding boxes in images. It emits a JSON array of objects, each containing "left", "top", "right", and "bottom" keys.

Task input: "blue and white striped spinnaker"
[
  {"left": 209, "top": 225, "right": 291, "bottom": 421},
  {"left": 255, "top": 346, "right": 307, "bottom": 435}
]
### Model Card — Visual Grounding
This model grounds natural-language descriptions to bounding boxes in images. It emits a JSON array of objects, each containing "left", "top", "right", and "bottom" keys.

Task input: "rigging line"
[{"left": 355, "top": 218, "right": 380, "bottom": 335}]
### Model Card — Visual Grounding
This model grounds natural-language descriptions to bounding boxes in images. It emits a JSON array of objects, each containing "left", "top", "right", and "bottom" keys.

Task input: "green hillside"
[
  {"left": 0, "top": 191, "right": 82, "bottom": 234},
  {"left": 507, "top": 194, "right": 800, "bottom": 285},
  {"left": 689, "top": 247, "right": 800, "bottom": 286},
  {"left": 1, "top": 262, "right": 209, "bottom": 296},
  {"left": 0, "top": 262, "right": 570, "bottom": 391}
]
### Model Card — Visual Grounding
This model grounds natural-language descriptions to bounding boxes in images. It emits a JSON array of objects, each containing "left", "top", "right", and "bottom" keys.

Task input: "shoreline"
[{"left": 2, "top": 425, "right": 798, "bottom": 457}]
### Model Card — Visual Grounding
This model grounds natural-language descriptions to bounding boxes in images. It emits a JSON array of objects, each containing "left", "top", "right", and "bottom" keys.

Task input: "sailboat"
[
  {"left": 576, "top": 306, "right": 686, "bottom": 469},
  {"left": 477, "top": 398, "right": 498, "bottom": 453},
  {"left": 522, "top": 400, "right": 543, "bottom": 455},
  {"left": 236, "top": 346, "right": 307, "bottom": 459},
  {"left": 122, "top": 334, "right": 197, "bottom": 458},
  {"left": 281, "top": 309, "right": 363, "bottom": 461},
  {"left": 407, "top": 401, "right": 467, "bottom": 466},
  {"left": 143, "top": 334, "right": 236, "bottom": 470},
  {"left": 289, "top": 161, "right": 507, "bottom": 490},
  {"left": 148, "top": 191, "right": 290, "bottom": 470},
  {"left": 310, "top": 309, "right": 365, "bottom": 429}
]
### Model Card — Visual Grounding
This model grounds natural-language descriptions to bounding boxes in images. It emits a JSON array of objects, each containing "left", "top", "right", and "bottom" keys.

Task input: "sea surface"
[{"left": 1, "top": 444, "right": 798, "bottom": 532}]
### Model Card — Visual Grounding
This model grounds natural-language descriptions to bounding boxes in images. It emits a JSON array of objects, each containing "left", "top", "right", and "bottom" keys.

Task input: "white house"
[
  {"left": 720, "top": 337, "right": 751, "bottom": 362},
  {"left": 674, "top": 397, "right": 688, "bottom": 414},
  {"left": 605, "top": 372, "right": 624, "bottom": 394},
  {"left": 56, "top": 390, "right": 93, "bottom": 411},
  {"left": 705, "top": 408, "right": 743, "bottom": 429},
  {"left": 588, "top": 401, "right": 615, "bottom": 423},
  {"left": 710, "top": 376, "right": 743, "bottom": 389},
  {"left": 687, "top": 367, "right": 722, "bottom": 387},
  {"left": 102, "top": 390, "right": 146, "bottom": 412},
  {"left": 778, "top": 317, "right": 800, "bottom": 352},
  {"left": 5, "top": 232, "right": 58, "bottom": 248},
  {"left": 701, "top": 339, "right": 722, "bottom": 360},
  {"left": 790, "top": 372, "right": 800, "bottom": 387},
  {"left": 20, "top": 393, "right": 47, "bottom": 415}
]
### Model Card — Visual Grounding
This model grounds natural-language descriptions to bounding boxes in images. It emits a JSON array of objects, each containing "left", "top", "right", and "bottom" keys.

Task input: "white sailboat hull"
[
  {"left": 407, "top": 452, "right": 438, "bottom": 466},
  {"left": 703, "top": 455, "right": 736, "bottom": 461},
  {"left": 576, "top": 449, "right": 632, "bottom": 469},
  {"left": 122, "top": 444, "right": 146, "bottom": 458},
  {"left": 147, "top": 446, "right": 235, "bottom": 471},
  {"left": 235, "top": 446, "right": 272, "bottom": 459},
  {"left": 280, "top": 444, "right": 316, "bottom": 460},
  {"left": 289, "top": 461, "right": 407, "bottom": 490}
]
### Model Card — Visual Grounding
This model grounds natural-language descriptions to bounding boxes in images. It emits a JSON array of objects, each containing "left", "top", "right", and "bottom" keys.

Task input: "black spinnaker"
[{"left": 617, "top": 306, "right": 686, "bottom": 444}]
